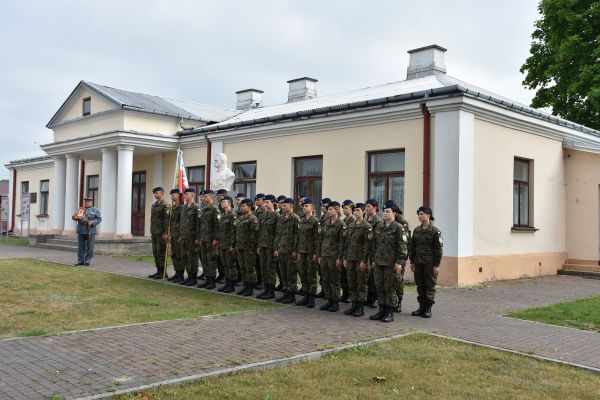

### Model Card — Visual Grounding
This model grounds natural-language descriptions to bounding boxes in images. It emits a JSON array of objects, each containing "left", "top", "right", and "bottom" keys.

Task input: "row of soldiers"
[{"left": 149, "top": 186, "right": 443, "bottom": 322}]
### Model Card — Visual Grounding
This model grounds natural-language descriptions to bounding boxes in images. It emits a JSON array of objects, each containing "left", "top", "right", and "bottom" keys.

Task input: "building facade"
[{"left": 5, "top": 45, "right": 600, "bottom": 285}]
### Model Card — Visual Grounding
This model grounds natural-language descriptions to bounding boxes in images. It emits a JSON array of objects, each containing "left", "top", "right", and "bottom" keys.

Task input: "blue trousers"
[{"left": 77, "top": 234, "right": 96, "bottom": 264}]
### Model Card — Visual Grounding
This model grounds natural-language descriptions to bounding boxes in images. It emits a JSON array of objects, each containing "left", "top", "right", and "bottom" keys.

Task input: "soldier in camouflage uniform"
[
  {"left": 394, "top": 206, "right": 411, "bottom": 312},
  {"left": 180, "top": 188, "right": 201, "bottom": 286},
  {"left": 274, "top": 197, "right": 300, "bottom": 304},
  {"left": 273, "top": 195, "right": 287, "bottom": 290},
  {"left": 149, "top": 187, "right": 170, "bottom": 279},
  {"left": 410, "top": 206, "right": 443, "bottom": 318},
  {"left": 317, "top": 201, "right": 345, "bottom": 312},
  {"left": 365, "top": 199, "right": 383, "bottom": 308},
  {"left": 340, "top": 200, "right": 355, "bottom": 303},
  {"left": 216, "top": 196, "right": 237, "bottom": 293},
  {"left": 256, "top": 194, "right": 279, "bottom": 300},
  {"left": 369, "top": 200, "right": 409, "bottom": 323},
  {"left": 215, "top": 188, "right": 228, "bottom": 283},
  {"left": 234, "top": 198, "right": 260, "bottom": 296},
  {"left": 196, "top": 190, "right": 219, "bottom": 289},
  {"left": 253, "top": 193, "right": 267, "bottom": 290},
  {"left": 295, "top": 197, "right": 320, "bottom": 308},
  {"left": 233, "top": 193, "right": 246, "bottom": 285},
  {"left": 315, "top": 197, "right": 331, "bottom": 299},
  {"left": 167, "top": 188, "right": 185, "bottom": 283},
  {"left": 342, "top": 202, "right": 372, "bottom": 317}
]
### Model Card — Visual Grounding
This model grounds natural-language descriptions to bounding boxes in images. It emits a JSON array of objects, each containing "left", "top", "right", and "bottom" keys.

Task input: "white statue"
[{"left": 210, "top": 152, "right": 235, "bottom": 191}]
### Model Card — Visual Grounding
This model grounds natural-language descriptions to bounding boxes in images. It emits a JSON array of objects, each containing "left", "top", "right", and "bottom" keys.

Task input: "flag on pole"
[{"left": 175, "top": 149, "right": 188, "bottom": 200}]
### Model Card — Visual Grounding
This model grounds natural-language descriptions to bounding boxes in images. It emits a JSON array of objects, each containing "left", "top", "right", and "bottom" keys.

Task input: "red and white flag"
[{"left": 175, "top": 149, "right": 188, "bottom": 196}]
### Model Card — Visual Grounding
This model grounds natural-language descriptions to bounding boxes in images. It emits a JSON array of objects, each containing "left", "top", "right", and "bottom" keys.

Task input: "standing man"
[
  {"left": 256, "top": 194, "right": 278, "bottom": 300},
  {"left": 315, "top": 197, "right": 331, "bottom": 299},
  {"left": 317, "top": 201, "right": 345, "bottom": 312},
  {"left": 394, "top": 206, "right": 411, "bottom": 313},
  {"left": 365, "top": 199, "right": 383, "bottom": 308},
  {"left": 168, "top": 188, "right": 184, "bottom": 283},
  {"left": 295, "top": 198, "right": 320, "bottom": 308},
  {"left": 215, "top": 188, "right": 228, "bottom": 283},
  {"left": 234, "top": 198, "right": 260, "bottom": 296},
  {"left": 149, "top": 187, "right": 170, "bottom": 279},
  {"left": 197, "top": 189, "right": 219, "bottom": 290},
  {"left": 274, "top": 198, "right": 300, "bottom": 304},
  {"left": 340, "top": 199, "right": 355, "bottom": 303},
  {"left": 72, "top": 196, "right": 102, "bottom": 266},
  {"left": 180, "top": 188, "right": 201, "bottom": 286},
  {"left": 215, "top": 195, "right": 237, "bottom": 293},
  {"left": 253, "top": 193, "right": 267, "bottom": 290}
]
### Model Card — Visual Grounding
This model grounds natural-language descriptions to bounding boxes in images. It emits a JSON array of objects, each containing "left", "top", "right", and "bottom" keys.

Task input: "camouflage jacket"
[
  {"left": 150, "top": 199, "right": 170, "bottom": 235},
  {"left": 217, "top": 209, "right": 237, "bottom": 249},
  {"left": 197, "top": 204, "right": 219, "bottom": 242},
  {"left": 409, "top": 224, "right": 443, "bottom": 266},
  {"left": 169, "top": 202, "right": 182, "bottom": 238},
  {"left": 297, "top": 214, "right": 320, "bottom": 254},
  {"left": 372, "top": 220, "right": 409, "bottom": 267},
  {"left": 318, "top": 218, "right": 345, "bottom": 259},
  {"left": 180, "top": 202, "right": 201, "bottom": 240},
  {"left": 343, "top": 219, "right": 372, "bottom": 262},
  {"left": 275, "top": 212, "right": 300, "bottom": 253},
  {"left": 234, "top": 212, "right": 259, "bottom": 251},
  {"left": 365, "top": 214, "right": 383, "bottom": 264},
  {"left": 258, "top": 209, "right": 278, "bottom": 248}
]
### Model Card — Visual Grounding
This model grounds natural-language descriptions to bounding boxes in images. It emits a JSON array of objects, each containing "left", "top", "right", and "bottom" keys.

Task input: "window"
[
  {"left": 86, "top": 175, "right": 99, "bottom": 205},
  {"left": 39, "top": 180, "right": 49, "bottom": 215},
  {"left": 187, "top": 166, "right": 205, "bottom": 194},
  {"left": 82, "top": 97, "right": 91, "bottom": 116},
  {"left": 21, "top": 181, "right": 29, "bottom": 194},
  {"left": 294, "top": 156, "right": 322, "bottom": 213},
  {"left": 233, "top": 161, "right": 257, "bottom": 201},
  {"left": 513, "top": 158, "right": 532, "bottom": 227},
  {"left": 368, "top": 150, "right": 405, "bottom": 211}
]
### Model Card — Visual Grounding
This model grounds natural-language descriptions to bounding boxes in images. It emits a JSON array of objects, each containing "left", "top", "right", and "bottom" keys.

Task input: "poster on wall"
[
  {"left": 0, "top": 196, "right": 7, "bottom": 221},
  {"left": 21, "top": 193, "right": 30, "bottom": 220}
]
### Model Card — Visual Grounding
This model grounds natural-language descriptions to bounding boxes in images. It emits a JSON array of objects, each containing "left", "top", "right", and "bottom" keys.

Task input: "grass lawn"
[
  {"left": 0, "top": 236, "right": 28, "bottom": 246},
  {"left": 506, "top": 295, "right": 600, "bottom": 333},
  {"left": 115, "top": 333, "right": 600, "bottom": 400},
  {"left": 116, "top": 254, "right": 172, "bottom": 264},
  {"left": 0, "top": 258, "right": 278, "bottom": 339}
]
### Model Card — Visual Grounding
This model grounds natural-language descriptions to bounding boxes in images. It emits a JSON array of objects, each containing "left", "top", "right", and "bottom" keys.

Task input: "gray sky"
[{"left": 0, "top": 0, "right": 540, "bottom": 179}]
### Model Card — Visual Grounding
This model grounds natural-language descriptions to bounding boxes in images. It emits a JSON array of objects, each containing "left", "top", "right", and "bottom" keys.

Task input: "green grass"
[
  {"left": 114, "top": 333, "right": 600, "bottom": 400},
  {"left": 507, "top": 295, "right": 600, "bottom": 332},
  {"left": 116, "top": 254, "right": 172, "bottom": 264},
  {"left": 0, "top": 236, "right": 28, "bottom": 246},
  {"left": 0, "top": 258, "right": 278, "bottom": 339}
]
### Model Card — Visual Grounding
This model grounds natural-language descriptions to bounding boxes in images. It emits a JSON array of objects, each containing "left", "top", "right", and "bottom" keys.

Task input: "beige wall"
[
  {"left": 53, "top": 113, "right": 125, "bottom": 142},
  {"left": 13, "top": 165, "right": 54, "bottom": 235},
  {"left": 223, "top": 119, "right": 424, "bottom": 229},
  {"left": 565, "top": 149, "right": 600, "bottom": 263},
  {"left": 55, "top": 86, "right": 117, "bottom": 125}
]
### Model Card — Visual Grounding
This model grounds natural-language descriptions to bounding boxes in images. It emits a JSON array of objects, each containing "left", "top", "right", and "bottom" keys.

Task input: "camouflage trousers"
[
  {"left": 278, "top": 252, "right": 297, "bottom": 292},
  {"left": 368, "top": 266, "right": 377, "bottom": 300},
  {"left": 237, "top": 249, "right": 257, "bottom": 284},
  {"left": 219, "top": 248, "right": 237, "bottom": 280},
  {"left": 298, "top": 253, "right": 317, "bottom": 295},
  {"left": 320, "top": 256, "right": 341, "bottom": 301},
  {"left": 346, "top": 260, "right": 369, "bottom": 303},
  {"left": 373, "top": 264, "right": 399, "bottom": 308},
  {"left": 199, "top": 241, "right": 217, "bottom": 278},
  {"left": 151, "top": 234, "right": 166, "bottom": 269},
  {"left": 259, "top": 246, "right": 276, "bottom": 286},
  {"left": 181, "top": 238, "right": 199, "bottom": 276},
  {"left": 170, "top": 237, "right": 184, "bottom": 273},
  {"left": 396, "top": 264, "right": 405, "bottom": 303},
  {"left": 414, "top": 263, "right": 437, "bottom": 305}
]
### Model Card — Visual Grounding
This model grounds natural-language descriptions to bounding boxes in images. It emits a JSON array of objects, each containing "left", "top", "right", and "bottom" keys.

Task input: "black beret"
[
  {"left": 384, "top": 200, "right": 398, "bottom": 210},
  {"left": 235, "top": 192, "right": 246, "bottom": 199},
  {"left": 283, "top": 197, "right": 294, "bottom": 204},
  {"left": 255, "top": 193, "right": 265, "bottom": 199},
  {"left": 240, "top": 198, "right": 253, "bottom": 206},
  {"left": 83, "top": 196, "right": 93, "bottom": 201},
  {"left": 355, "top": 202, "right": 365, "bottom": 210},
  {"left": 152, "top": 186, "right": 164, "bottom": 193},
  {"left": 277, "top": 195, "right": 286, "bottom": 202},
  {"left": 320, "top": 197, "right": 331, "bottom": 206},
  {"left": 302, "top": 197, "right": 314, "bottom": 205},
  {"left": 342, "top": 199, "right": 353, "bottom": 207},
  {"left": 216, "top": 189, "right": 228, "bottom": 195},
  {"left": 222, "top": 195, "right": 233, "bottom": 203},
  {"left": 328, "top": 201, "right": 340, "bottom": 208},
  {"left": 184, "top": 188, "right": 196, "bottom": 194},
  {"left": 365, "top": 198, "right": 378, "bottom": 208},
  {"left": 202, "top": 189, "right": 214, "bottom": 195},
  {"left": 265, "top": 194, "right": 276, "bottom": 201},
  {"left": 417, "top": 206, "right": 433, "bottom": 216},
  {"left": 298, "top": 193, "right": 307, "bottom": 198},
  {"left": 170, "top": 188, "right": 181, "bottom": 194}
]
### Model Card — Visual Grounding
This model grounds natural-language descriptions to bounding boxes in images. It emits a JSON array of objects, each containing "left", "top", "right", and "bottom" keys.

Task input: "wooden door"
[{"left": 131, "top": 171, "right": 146, "bottom": 236}]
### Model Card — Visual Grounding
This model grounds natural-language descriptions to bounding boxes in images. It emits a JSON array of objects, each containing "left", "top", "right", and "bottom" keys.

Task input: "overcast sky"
[{"left": 0, "top": 0, "right": 540, "bottom": 179}]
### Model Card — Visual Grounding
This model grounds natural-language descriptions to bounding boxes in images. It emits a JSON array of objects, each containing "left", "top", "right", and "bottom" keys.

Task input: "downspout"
[
  {"left": 421, "top": 103, "right": 431, "bottom": 206},
  {"left": 11, "top": 168, "right": 16, "bottom": 233},
  {"left": 205, "top": 134, "right": 211, "bottom": 189},
  {"left": 79, "top": 159, "right": 85, "bottom": 205}
]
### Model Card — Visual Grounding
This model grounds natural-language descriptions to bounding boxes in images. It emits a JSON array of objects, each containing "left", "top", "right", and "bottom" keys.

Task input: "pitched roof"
[{"left": 47, "top": 81, "right": 240, "bottom": 127}]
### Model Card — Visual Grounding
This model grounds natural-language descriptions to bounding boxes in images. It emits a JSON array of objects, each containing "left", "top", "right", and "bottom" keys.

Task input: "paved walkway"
[{"left": 0, "top": 245, "right": 599, "bottom": 399}]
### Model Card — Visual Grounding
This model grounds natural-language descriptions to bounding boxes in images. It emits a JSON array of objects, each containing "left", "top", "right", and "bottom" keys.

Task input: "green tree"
[{"left": 521, "top": 0, "right": 600, "bottom": 130}]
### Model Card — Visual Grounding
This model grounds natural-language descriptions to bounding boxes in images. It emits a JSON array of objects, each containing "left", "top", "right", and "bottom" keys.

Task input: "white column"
[
  {"left": 100, "top": 148, "right": 117, "bottom": 235},
  {"left": 152, "top": 153, "right": 164, "bottom": 190},
  {"left": 432, "top": 109, "right": 475, "bottom": 258},
  {"left": 7, "top": 168, "right": 14, "bottom": 233},
  {"left": 115, "top": 145, "right": 134, "bottom": 237},
  {"left": 51, "top": 157, "right": 66, "bottom": 232},
  {"left": 63, "top": 154, "right": 80, "bottom": 234}
]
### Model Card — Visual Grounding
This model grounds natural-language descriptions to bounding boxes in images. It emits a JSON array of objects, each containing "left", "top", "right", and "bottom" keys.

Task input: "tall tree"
[{"left": 521, "top": 0, "right": 600, "bottom": 130}]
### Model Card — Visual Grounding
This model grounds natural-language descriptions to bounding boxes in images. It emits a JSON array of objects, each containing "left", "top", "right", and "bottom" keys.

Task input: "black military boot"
[
  {"left": 295, "top": 294, "right": 309, "bottom": 306},
  {"left": 275, "top": 282, "right": 283, "bottom": 291},
  {"left": 197, "top": 278, "right": 209, "bottom": 288},
  {"left": 153, "top": 267, "right": 164, "bottom": 280},
  {"left": 411, "top": 303, "right": 425, "bottom": 317},
  {"left": 199, "top": 272, "right": 206, "bottom": 281},
  {"left": 185, "top": 275, "right": 197, "bottom": 287},
  {"left": 328, "top": 301, "right": 339, "bottom": 312},
  {"left": 319, "top": 299, "right": 333, "bottom": 311},
  {"left": 343, "top": 301, "right": 357, "bottom": 315},
  {"left": 205, "top": 277, "right": 216, "bottom": 290},
  {"left": 281, "top": 292, "right": 296, "bottom": 304},
  {"left": 215, "top": 274, "right": 225, "bottom": 284},
  {"left": 263, "top": 285, "right": 276, "bottom": 300},
  {"left": 275, "top": 290, "right": 287, "bottom": 302},
  {"left": 223, "top": 280, "right": 236, "bottom": 293},
  {"left": 369, "top": 305, "right": 386, "bottom": 320},
  {"left": 341, "top": 288, "right": 350, "bottom": 303},
  {"left": 256, "top": 284, "right": 270, "bottom": 299},
  {"left": 422, "top": 303, "right": 432, "bottom": 318},
  {"left": 243, "top": 283, "right": 254, "bottom": 296},
  {"left": 218, "top": 279, "right": 229, "bottom": 292},
  {"left": 368, "top": 295, "right": 379, "bottom": 309},
  {"left": 315, "top": 290, "right": 325, "bottom": 299},
  {"left": 381, "top": 306, "right": 394, "bottom": 323},
  {"left": 179, "top": 275, "right": 189, "bottom": 285},
  {"left": 306, "top": 294, "right": 315, "bottom": 308},
  {"left": 352, "top": 302, "right": 365, "bottom": 317},
  {"left": 148, "top": 268, "right": 160, "bottom": 279},
  {"left": 171, "top": 272, "right": 184, "bottom": 284},
  {"left": 236, "top": 282, "right": 248, "bottom": 295}
]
